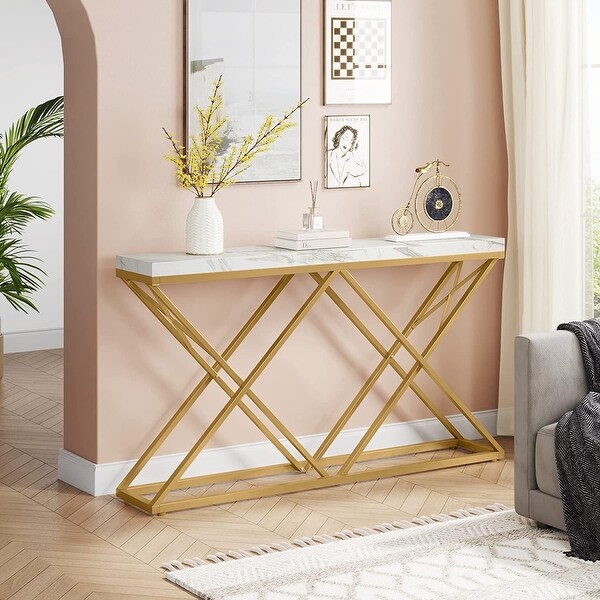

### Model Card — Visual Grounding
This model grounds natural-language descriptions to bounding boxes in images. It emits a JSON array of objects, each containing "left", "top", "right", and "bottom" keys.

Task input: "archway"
[{"left": 46, "top": 0, "right": 98, "bottom": 464}]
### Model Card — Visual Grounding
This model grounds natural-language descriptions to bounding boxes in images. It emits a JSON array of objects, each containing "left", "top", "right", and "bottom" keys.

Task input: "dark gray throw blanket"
[{"left": 555, "top": 319, "right": 600, "bottom": 561}]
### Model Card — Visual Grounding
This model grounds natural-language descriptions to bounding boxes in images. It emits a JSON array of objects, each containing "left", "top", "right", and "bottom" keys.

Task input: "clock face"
[
  {"left": 415, "top": 175, "right": 461, "bottom": 232},
  {"left": 391, "top": 208, "right": 414, "bottom": 235},
  {"left": 425, "top": 187, "right": 453, "bottom": 221}
]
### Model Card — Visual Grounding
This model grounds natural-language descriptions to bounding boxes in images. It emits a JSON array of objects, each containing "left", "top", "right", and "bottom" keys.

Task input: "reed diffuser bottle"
[{"left": 303, "top": 181, "right": 324, "bottom": 230}]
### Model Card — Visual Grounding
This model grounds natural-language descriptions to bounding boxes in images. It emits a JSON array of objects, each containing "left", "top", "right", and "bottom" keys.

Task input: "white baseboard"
[
  {"left": 58, "top": 409, "right": 498, "bottom": 497},
  {"left": 4, "top": 328, "right": 63, "bottom": 353}
]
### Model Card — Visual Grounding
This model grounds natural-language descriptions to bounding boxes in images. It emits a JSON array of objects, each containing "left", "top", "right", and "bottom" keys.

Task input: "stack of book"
[{"left": 274, "top": 229, "right": 352, "bottom": 251}]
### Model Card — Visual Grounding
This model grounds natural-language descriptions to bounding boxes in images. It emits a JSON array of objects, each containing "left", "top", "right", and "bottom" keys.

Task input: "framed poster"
[
  {"left": 324, "top": 115, "right": 370, "bottom": 189},
  {"left": 186, "top": 0, "right": 302, "bottom": 183},
  {"left": 324, "top": 0, "right": 392, "bottom": 105}
]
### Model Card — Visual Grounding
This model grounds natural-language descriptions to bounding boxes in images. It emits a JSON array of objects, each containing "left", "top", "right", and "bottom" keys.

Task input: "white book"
[
  {"left": 276, "top": 229, "right": 350, "bottom": 241},
  {"left": 273, "top": 237, "right": 352, "bottom": 251}
]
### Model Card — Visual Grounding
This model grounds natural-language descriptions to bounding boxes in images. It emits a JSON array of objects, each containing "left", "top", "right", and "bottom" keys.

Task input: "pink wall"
[
  {"left": 53, "top": 0, "right": 507, "bottom": 464},
  {"left": 47, "top": 0, "right": 98, "bottom": 462}
]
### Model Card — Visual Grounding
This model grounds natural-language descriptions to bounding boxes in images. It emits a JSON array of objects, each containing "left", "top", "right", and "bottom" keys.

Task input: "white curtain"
[{"left": 497, "top": 0, "right": 590, "bottom": 435}]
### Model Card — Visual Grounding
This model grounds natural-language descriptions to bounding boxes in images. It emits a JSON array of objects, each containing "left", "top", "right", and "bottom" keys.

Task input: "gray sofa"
[{"left": 514, "top": 331, "right": 588, "bottom": 530}]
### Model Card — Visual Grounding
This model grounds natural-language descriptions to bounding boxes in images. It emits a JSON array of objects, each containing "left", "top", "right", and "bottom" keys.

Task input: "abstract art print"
[
  {"left": 325, "top": 115, "right": 370, "bottom": 189},
  {"left": 324, "top": 0, "right": 392, "bottom": 105},
  {"left": 186, "top": 0, "right": 301, "bottom": 182}
]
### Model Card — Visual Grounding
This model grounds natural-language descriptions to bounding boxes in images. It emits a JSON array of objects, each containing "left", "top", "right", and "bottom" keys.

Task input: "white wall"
[{"left": 0, "top": 0, "right": 63, "bottom": 351}]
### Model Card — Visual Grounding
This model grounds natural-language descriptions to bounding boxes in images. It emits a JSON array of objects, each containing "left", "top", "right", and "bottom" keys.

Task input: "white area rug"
[{"left": 163, "top": 505, "right": 600, "bottom": 599}]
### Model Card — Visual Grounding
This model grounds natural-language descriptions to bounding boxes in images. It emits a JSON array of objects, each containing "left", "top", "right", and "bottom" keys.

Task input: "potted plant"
[
  {"left": 0, "top": 96, "right": 64, "bottom": 376},
  {"left": 164, "top": 77, "right": 307, "bottom": 255}
]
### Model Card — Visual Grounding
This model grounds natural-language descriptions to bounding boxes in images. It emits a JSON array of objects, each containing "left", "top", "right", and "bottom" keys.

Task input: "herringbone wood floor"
[{"left": 0, "top": 350, "right": 514, "bottom": 599}]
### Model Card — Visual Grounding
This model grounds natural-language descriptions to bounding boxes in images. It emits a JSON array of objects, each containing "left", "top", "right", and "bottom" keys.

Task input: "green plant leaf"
[
  {"left": 0, "top": 96, "right": 64, "bottom": 191},
  {"left": 0, "top": 96, "right": 63, "bottom": 312},
  {"left": 0, "top": 239, "right": 46, "bottom": 312},
  {"left": 0, "top": 191, "right": 53, "bottom": 237}
]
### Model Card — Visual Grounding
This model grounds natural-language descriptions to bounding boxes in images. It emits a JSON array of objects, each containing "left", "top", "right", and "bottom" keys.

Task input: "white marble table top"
[{"left": 116, "top": 235, "right": 505, "bottom": 280}]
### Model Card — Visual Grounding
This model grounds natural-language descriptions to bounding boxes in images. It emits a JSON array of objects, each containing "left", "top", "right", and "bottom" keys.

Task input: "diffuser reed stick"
[
  {"left": 303, "top": 180, "right": 323, "bottom": 230},
  {"left": 310, "top": 180, "right": 319, "bottom": 211}
]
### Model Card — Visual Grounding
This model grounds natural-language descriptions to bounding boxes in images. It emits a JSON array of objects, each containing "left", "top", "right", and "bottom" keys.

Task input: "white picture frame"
[
  {"left": 324, "top": 115, "right": 371, "bottom": 189},
  {"left": 186, "top": 0, "right": 302, "bottom": 183},
  {"left": 323, "top": 0, "right": 392, "bottom": 105}
]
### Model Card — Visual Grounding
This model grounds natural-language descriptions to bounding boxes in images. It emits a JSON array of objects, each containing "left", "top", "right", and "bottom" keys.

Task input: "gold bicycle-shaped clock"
[{"left": 391, "top": 160, "right": 462, "bottom": 235}]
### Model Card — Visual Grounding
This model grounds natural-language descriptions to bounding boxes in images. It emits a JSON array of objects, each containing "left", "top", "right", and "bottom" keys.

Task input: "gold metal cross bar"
[{"left": 115, "top": 251, "right": 503, "bottom": 515}]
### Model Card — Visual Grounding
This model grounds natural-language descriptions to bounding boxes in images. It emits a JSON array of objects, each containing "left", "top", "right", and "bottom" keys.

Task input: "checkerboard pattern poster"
[{"left": 324, "top": 0, "right": 392, "bottom": 104}]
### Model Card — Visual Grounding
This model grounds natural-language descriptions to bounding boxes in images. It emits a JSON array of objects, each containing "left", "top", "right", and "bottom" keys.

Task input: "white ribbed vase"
[{"left": 186, "top": 197, "right": 223, "bottom": 255}]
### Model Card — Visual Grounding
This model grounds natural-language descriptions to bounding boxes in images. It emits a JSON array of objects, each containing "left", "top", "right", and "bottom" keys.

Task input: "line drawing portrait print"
[{"left": 326, "top": 122, "right": 368, "bottom": 188}]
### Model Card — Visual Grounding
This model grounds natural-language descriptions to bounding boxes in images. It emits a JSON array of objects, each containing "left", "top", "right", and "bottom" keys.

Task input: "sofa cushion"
[{"left": 535, "top": 423, "right": 561, "bottom": 498}]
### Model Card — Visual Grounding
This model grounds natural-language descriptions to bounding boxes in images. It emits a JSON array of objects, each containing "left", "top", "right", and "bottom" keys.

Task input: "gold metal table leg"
[
  {"left": 116, "top": 259, "right": 502, "bottom": 515},
  {"left": 308, "top": 271, "right": 464, "bottom": 461},
  {"left": 117, "top": 274, "right": 294, "bottom": 491},
  {"left": 123, "top": 271, "right": 337, "bottom": 510},
  {"left": 147, "top": 286, "right": 326, "bottom": 476},
  {"left": 310, "top": 263, "right": 464, "bottom": 462},
  {"left": 338, "top": 260, "right": 501, "bottom": 475}
]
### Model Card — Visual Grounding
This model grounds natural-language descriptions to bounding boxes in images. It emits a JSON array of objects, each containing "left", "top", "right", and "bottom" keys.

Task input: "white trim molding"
[
  {"left": 58, "top": 409, "right": 499, "bottom": 496},
  {"left": 4, "top": 328, "right": 63, "bottom": 353}
]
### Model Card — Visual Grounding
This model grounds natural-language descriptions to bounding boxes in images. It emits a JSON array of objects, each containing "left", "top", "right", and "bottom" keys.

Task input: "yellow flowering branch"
[{"left": 164, "top": 77, "right": 308, "bottom": 198}]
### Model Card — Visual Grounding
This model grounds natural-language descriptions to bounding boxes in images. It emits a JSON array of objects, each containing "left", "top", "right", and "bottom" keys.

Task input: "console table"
[{"left": 115, "top": 235, "right": 505, "bottom": 515}]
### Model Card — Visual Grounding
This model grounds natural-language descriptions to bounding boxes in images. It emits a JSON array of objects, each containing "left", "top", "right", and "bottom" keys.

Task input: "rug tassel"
[{"left": 161, "top": 503, "right": 509, "bottom": 572}]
